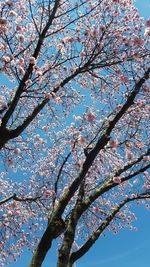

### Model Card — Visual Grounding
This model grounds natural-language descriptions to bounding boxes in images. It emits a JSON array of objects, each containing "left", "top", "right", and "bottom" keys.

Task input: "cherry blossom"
[
  {"left": 29, "top": 57, "right": 36, "bottom": 65},
  {"left": 113, "top": 176, "right": 122, "bottom": 184},
  {"left": 87, "top": 110, "right": 96, "bottom": 122},
  {"left": 0, "top": 1, "right": 150, "bottom": 267}
]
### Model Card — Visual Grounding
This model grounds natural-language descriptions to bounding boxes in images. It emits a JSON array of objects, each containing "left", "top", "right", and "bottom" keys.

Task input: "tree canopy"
[{"left": 0, "top": 1, "right": 150, "bottom": 267}]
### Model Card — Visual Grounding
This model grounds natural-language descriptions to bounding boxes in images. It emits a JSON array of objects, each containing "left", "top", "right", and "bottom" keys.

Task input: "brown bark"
[{"left": 29, "top": 217, "right": 66, "bottom": 267}]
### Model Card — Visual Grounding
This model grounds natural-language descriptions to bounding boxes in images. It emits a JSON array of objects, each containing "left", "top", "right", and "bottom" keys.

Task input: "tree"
[{"left": 0, "top": 0, "right": 150, "bottom": 266}]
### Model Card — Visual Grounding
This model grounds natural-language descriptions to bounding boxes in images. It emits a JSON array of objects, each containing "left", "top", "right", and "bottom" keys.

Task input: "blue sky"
[
  {"left": 3, "top": 1, "right": 150, "bottom": 267},
  {"left": 8, "top": 205, "right": 150, "bottom": 267}
]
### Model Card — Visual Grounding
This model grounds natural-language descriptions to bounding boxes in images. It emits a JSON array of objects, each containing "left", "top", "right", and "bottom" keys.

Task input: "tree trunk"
[
  {"left": 29, "top": 239, "right": 52, "bottom": 267},
  {"left": 29, "top": 218, "right": 66, "bottom": 267}
]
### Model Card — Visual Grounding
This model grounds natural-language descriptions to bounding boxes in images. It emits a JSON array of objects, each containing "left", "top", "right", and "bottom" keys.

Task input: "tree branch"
[
  {"left": 53, "top": 68, "right": 150, "bottom": 219},
  {"left": 0, "top": 0, "right": 60, "bottom": 129},
  {"left": 83, "top": 163, "right": 150, "bottom": 212},
  {"left": 0, "top": 193, "right": 40, "bottom": 206},
  {"left": 69, "top": 193, "right": 150, "bottom": 264}
]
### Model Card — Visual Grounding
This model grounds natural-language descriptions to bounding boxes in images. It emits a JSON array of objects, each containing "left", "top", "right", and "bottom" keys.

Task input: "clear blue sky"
[
  {"left": 5, "top": 1, "right": 150, "bottom": 267},
  {"left": 8, "top": 206, "right": 150, "bottom": 267}
]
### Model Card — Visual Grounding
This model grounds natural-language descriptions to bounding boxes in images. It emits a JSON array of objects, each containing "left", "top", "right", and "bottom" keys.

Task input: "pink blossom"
[
  {"left": 99, "top": 25, "right": 105, "bottom": 31},
  {"left": 46, "top": 93, "right": 52, "bottom": 100},
  {"left": 55, "top": 97, "right": 62, "bottom": 104},
  {"left": 118, "top": 212, "right": 126, "bottom": 219},
  {"left": 56, "top": 44, "right": 64, "bottom": 52},
  {"left": 11, "top": 59, "right": 16, "bottom": 66},
  {"left": 113, "top": 176, "right": 121, "bottom": 184},
  {"left": 146, "top": 19, "right": 150, "bottom": 27},
  {"left": 25, "top": 79, "right": 32, "bottom": 86},
  {"left": 92, "top": 206, "right": 100, "bottom": 213},
  {"left": 45, "top": 190, "right": 56, "bottom": 198},
  {"left": 133, "top": 178, "right": 139, "bottom": 184},
  {"left": 120, "top": 75, "right": 128, "bottom": 83},
  {"left": 144, "top": 27, "right": 150, "bottom": 37},
  {"left": 134, "top": 36, "right": 143, "bottom": 46},
  {"left": 3, "top": 56, "right": 10, "bottom": 63},
  {"left": 15, "top": 210, "right": 20, "bottom": 216},
  {"left": 4, "top": 217, "right": 9, "bottom": 223},
  {"left": 87, "top": 111, "right": 95, "bottom": 122},
  {"left": 18, "top": 35, "right": 25, "bottom": 43},
  {"left": 6, "top": 0, "right": 13, "bottom": 6},
  {"left": 125, "top": 150, "right": 134, "bottom": 160},
  {"left": 134, "top": 25, "right": 139, "bottom": 31},
  {"left": 16, "top": 24, "right": 22, "bottom": 31},
  {"left": 19, "top": 66, "right": 25, "bottom": 75},
  {"left": 0, "top": 26, "right": 6, "bottom": 34},
  {"left": 143, "top": 86, "right": 149, "bottom": 92},
  {"left": 80, "top": 51, "right": 86, "bottom": 58},
  {"left": 29, "top": 57, "right": 36, "bottom": 65},
  {"left": 13, "top": 148, "right": 21, "bottom": 155},
  {"left": 9, "top": 11, "right": 17, "bottom": 17},
  {"left": 63, "top": 66, "right": 68, "bottom": 72},
  {"left": 62, "top": 37, "right": 74, "bottom": 44},
  {"left": 1, "top": 101, "right": 7, "bottom": 109},
  {"left": 73, "top": 115, "right": 81, "bottom": 121},
  {"left": 79, "top": 137, "right": 86, "bottom": 144},
  {"left": 109, "top": 138, "right": 118, "bottom": 148},
  {"left": 42, "top": 126, "right": 48, "bottom": 131},
  {"left": 0, "top": 18, "right": 7, "bottom": 25},
  {"left": 131, "top": 194, "right": 136, "bottom": 198},
  {"left": 37, "top": 71, "right": 42, "bottom": 76},
  {"left": 8, "top": 157, "right": 14, "bottom": 166},
  {"left": 19, "top": 58, "right": 25, "bottom": 64},
  {"left": 7, "top": 211, "right": 13, "bottom": 216}
]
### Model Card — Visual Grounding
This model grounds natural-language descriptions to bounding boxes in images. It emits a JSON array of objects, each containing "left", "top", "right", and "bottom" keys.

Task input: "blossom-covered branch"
[{"left": 69, "top": 193, "right": 150, "bottom": 266}]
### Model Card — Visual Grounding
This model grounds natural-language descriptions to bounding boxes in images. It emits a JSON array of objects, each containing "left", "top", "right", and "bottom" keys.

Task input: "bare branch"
[{"left": 0, "top": 193, "right": 40, "bottom": 206}]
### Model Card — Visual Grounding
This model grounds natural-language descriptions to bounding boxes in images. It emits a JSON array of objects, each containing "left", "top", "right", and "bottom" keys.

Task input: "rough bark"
[{"left": 29, "top": 217, "right": 66, "bottom": 267}]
